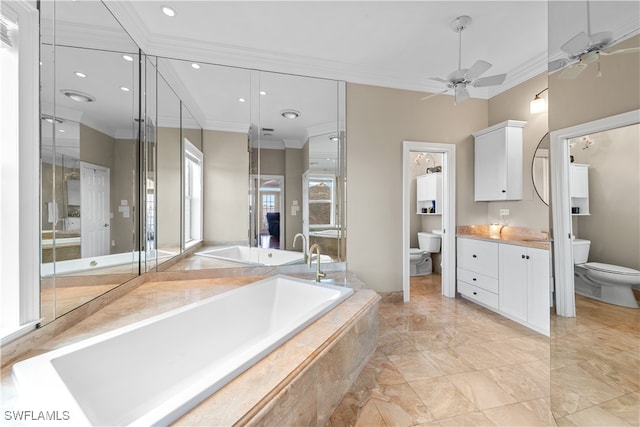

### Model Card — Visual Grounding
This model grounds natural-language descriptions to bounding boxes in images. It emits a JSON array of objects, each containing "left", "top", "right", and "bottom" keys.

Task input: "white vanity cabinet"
[
  {"left": 498, "top": 244, "right": 550, "bottom": 334},
  {"left": 456, "top": 236, "right": 550, "bottom": 335},
  {"left": 416, "top": 173, "right": 442, "bottom": 214},
  {"left": 473, "top": 120, "right": 527, "bottom": 201}
]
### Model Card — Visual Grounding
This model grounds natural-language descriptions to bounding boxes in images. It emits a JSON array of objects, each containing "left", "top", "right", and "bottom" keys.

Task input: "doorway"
[
  {"left": 250, "top": 174, "right": 285, "bottom": 249},
  {"left": 402, "top": 141, "right": 456, "bottom": 302},
  {"left": 550, "top": 109, "right": 639, "bottom": 317},
  {"left": 80, "top": 162, "right": 110, "bottom": 258}
]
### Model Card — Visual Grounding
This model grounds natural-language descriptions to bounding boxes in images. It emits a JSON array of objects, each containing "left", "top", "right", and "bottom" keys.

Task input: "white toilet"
[
  {"left": 573, "top": 238, "right": 640, "bottom": 308},
  {"left": 410, "top": 231, "right": 441, "bottom": 276}
]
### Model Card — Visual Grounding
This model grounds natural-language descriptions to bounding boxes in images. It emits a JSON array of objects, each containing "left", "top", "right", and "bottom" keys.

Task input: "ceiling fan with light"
[
  {"left": 423, "top": 15, "right": 506, "bottom": 104},
  {"left": 548, "top": 1, "right": 640, "bottom": 79}
]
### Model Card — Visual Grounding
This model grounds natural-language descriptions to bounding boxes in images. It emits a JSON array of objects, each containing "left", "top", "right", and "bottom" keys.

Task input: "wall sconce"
[{"left": 530, "top": 88, "right": 548, "bottom": 114}]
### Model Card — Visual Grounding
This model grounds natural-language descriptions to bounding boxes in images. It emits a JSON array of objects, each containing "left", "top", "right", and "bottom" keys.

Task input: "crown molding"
[
  {"left": 487, "top": 50, "right": 548, "bottom": 98},
  {"left": 102, "top": 0, "right": 151, "bottom": 53}
]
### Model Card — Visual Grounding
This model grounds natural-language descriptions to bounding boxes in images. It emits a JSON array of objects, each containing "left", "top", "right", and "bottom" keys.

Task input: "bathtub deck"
[{"left": 1, "top": 274, "right": 379, "bottom": 426}]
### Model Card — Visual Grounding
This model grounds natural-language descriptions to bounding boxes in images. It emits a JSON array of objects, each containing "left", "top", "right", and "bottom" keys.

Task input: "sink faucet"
[
  {"left": 308, "top": 243, "right": 326, "bottom": 282},
  {"left": 293, "top": 233, "right": 308, "bottom": 263}
]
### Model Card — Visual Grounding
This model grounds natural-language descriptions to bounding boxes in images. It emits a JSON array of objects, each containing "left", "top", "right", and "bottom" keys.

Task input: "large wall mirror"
[
  {"left": 39, "top": 1, "right": 141, "bottom": 323},
  {"left": 548, "top": 1, "right": 639, "bottom": 423},
  {"left": 36, "top": 1, "right": 346, "bottom": 325}
]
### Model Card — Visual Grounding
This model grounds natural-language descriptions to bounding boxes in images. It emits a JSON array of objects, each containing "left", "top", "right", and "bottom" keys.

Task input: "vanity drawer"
[
  {"left": 458, "top": 281, "right": 499, "bottom": 310},
  {"left": 457, "top": 237, "right": 499, "bottom": 278},
  {"left": 457, "top": 267, "right": 499, "bottom": 294}
]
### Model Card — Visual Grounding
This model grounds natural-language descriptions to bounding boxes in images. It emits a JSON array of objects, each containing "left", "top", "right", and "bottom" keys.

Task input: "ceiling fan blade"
[
  {"left": 561, "top": 32, "right": 590, "bottom": 56},
  {"left": 472, "top": 73, "right": 506, "bottom": 88},
  {"left": 601, "top": 47, "right": 640, "bottom": 56},
  {"left": 420, "top": 89, "right": 449, "bottom": 101},
  {"left": 558, "top": 64, "right": 587, "bottom": 80},
  {"left": 465, "top": 60, "right": 492, "bottom": 80},
  {"left": 589, "top": 31, "right": 613, "bottom": 49},
  {"left": 429, "top": 77, "right": 450, "bottom": 84},
  {"left": 549, "top": 58, "right": 570, "bottom": 72},
  {"left": 455, "top": 85, "right": 470, "bottom": 103}
]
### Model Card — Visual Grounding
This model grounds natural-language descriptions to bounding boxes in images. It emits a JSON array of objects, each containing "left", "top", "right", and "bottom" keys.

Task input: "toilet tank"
[
  {"left": 572, "top": 238, "right": 591, "bottom": 264},
  {"left": 418, "top": 232, "right": 441, "bottom": 253}
]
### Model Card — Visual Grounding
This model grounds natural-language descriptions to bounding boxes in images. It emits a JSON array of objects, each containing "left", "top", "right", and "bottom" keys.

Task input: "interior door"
[{"left": 80, "top": 162, "right": 110, "bottom": 258}]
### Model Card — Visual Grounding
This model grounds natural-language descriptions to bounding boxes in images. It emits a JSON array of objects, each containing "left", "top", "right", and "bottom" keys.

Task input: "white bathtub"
[
  {"left": 12, "top": 275, "right": 353, "bottom": 426},
  {"left": 41, "top": 250, "right": 176, "bottom": 276},
  {"left": 196, "top": 246, "right": 331, "bottom": 266}
]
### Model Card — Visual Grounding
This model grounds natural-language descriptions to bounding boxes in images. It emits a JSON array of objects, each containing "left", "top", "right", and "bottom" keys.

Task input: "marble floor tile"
[
  {"left": 562, "top": 404, "right": 635, "bottom": 426},
  {"left": 482, "top": 401, "right": 551, "bottom": 426},
  {"left": 437, "top": 411, "right": 497, "bottom": 426},
  {"left": 483, "top": 361, "right": 550, "bottom": 402},
  {"left": 358, "top": 353, "right": 407, "bottom": 389},
  {"left": 353, "top": 399, "right": 386, "bottom": 427},
  {"left": 370, "top": 382, "right": 434, "bottom": 426},
  {"left": 409, "top": 376, "right": 477, "bottom": 420},
  {"left": 420, "top": 347, "right": 476, "bottom": 376},
  {"left": 387, "top": 351, "right": 442, "bottom": 382},
  {"left": 447, "top": 371, "right": 518, "bottom": 410},
  {"left": 451, "top": 343, "right": 514, "bottom": 370}
]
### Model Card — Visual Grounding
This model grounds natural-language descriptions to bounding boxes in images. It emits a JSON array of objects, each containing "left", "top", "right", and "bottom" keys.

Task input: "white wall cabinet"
[
  {"left": 569, "top": 163, "right": 590, "bottom": 215},
  {"left": 416, "top": 172, "right": 442, "bottom": 215},
  {"left": 472, "top": 120, "right": 527, "bottom": 201},
  {"left": 457, "top": 237, "right": 550, "bottom": 335}
]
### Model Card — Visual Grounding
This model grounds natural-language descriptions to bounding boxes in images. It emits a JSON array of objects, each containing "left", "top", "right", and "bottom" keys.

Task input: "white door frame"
[
  {"left": 251, "top": 174, "right": 285, "bottom": 245},
  {"left": 402, "top": 141, "right": 456, "bottom": 301},
  {"left": 550, "top": 109, "right": 639, "bottom": 317}
]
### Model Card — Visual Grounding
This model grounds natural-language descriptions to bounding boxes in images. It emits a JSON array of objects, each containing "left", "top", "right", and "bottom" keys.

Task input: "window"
[
  {"left": 183, "top": 139, "right": 202, "bottom": 247},
  {"left": 308, "top": 176, "right": 335, "bottom": 228},
  {"left": 0, "top": 0, "right": 39, "bottom": 343}
]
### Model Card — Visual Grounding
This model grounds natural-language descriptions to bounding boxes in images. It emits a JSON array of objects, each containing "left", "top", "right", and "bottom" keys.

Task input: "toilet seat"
[
  {"left": 582, "top": 262, "right": 640, "bottom": 276},
  {"left": 409, "top": 248, "right": 424, "bottom": 255}
]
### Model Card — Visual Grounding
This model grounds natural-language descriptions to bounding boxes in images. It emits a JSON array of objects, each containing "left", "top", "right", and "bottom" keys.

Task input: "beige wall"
[
  {"left": 570, "top": 125, "right": 639, "bottom": 270},
  {"left": 156, "top": 127, "right": 182, "bottom": 249},
  {"left": 549, "top": 35, "right": 640, "bottom": 132},
  {"left": 285, "top": 148, "right": 304, "bottom": 250},
  {"left": 346, "top": 83, "right": 488, "bottom": 293},
  {"left": 487, "top": 72, "right": 550, "bottom": 230},
  {"left": 203, "top": 129, "right": 249, "bottom": 244},
  {"left": 111, "top": 139, "right": 138, "bottom": 254}
]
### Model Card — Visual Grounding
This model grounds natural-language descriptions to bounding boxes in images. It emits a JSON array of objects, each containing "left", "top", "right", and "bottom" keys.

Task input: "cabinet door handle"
[
  {"left": 501, "top": 190, "right": 506, "bottom": 193},
  {"left": 526, "top": 255, "right": 530, "bottom": 260},
  {"left": 472, "top": 254, "right": 477, "bottom": 258},
  {"left": 522, "top": 254, "right": 525, "bottom": 259},
  {"left": 472, "top": 278, "right": 477, "bottom": 281},
  {"left": 473, "top": 291, "right": 478, "bottom": 295}
]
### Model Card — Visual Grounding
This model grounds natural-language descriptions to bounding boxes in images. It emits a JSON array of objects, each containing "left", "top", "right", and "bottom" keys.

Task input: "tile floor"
[
  {"left": 551, "top": 294, "right": 639, "bottom": 426},
  {"left": 329, "top": 274, "right": 554, "bottom": 426}
]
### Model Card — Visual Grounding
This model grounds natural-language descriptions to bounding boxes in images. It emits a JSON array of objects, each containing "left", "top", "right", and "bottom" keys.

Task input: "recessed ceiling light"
[
  {"left": 191, "top": 63, "right": 200, "bottom": 69},
  {"left": 74, "top": 71, "right": 87, "bottom": 78},
  {"left": 162, "top": 6, "right": 176, "bottom": 17},
  {"left": 60, "top": 89, "right": 95, "bottom": 103},
  {"left": 259, "top": 90, "right": 267, "bottom": 96},
  {"left": 122, "top": 55, "right": 133, "bottom": 62},
  {"left": 120, "top": 86, "right": 130, "bottom": 92},
  {"left": 238, "top": 98, "right": 246, "bottom": 103},
  {"left": 58, "top": 129, "right": 65, "bottom": 133},
  {"left": 41, "top": 115, "right": 64, "bottom": 124},
  {"left": 329, "top": 135, "right": 338, "bottom": 141},
  {"left": 281, "top": 110, "right": 300, "bottom": 119}
]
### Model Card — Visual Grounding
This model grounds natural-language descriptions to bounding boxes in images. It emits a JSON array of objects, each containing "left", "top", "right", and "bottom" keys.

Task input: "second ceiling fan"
[{"left": 423, "top": 15, "right": 506, "bottom": 104}]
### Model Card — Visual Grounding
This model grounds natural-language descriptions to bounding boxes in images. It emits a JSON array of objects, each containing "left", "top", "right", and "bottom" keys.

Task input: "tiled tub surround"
[{"left": 1, "top": 272, "right": 379, "bottom": 426}]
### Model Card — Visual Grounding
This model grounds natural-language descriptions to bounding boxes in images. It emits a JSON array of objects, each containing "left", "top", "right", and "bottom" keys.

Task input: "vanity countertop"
[{"left": 457, "top": 225, "right": 551, "bottom": 250}]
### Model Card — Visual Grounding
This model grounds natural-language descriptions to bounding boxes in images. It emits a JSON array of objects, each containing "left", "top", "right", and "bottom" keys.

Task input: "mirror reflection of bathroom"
[
  {"left": 568, "top": 123, "right": 640, "bottom": 308},
  {"left": 532, "top": 132, "right": 550, "bottom": 205},
  {"left": 409, "top": 152, "right": 443, "bottom": 298}
]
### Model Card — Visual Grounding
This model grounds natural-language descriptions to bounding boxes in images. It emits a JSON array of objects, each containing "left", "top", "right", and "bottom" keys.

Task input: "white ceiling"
[{"left": 42, "top": 1, "right": 640, "bottom": 147}]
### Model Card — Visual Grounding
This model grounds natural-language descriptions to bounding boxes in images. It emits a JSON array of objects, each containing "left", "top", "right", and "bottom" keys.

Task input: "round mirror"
[{"left": 532, "top": 132, "right": 550, "bottom": 206}]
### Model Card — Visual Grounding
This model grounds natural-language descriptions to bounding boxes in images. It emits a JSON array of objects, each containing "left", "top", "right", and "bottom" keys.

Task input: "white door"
[
  {"left": 498, "top": 243, "right": 528, "bottom": 323},
  {"left": 302, "top": 170, "right": 309, "bottom": 239},
  {"left": 81, "top": 162, "right": 110, "bottom": 258}
]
